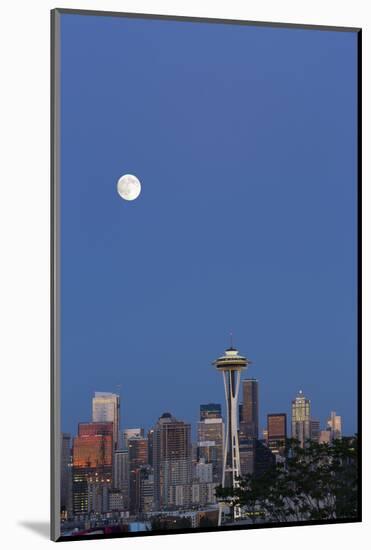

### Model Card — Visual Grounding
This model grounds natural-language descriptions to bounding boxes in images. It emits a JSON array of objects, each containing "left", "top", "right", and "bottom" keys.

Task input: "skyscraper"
[
  {"left": 121, "top": 427, "right": 144, "bottom": 450},
  {"left": 194, "top": 458, "right": 213, "bottom": 483},
  {"left": 147, "top": 428, "right": 154, "bottom": 467},
  {"left": 113, "top": 449, "right": 129, "bottom": 509},
  {"left": 138, "top": 465, "right": 155, "bottom": 513},
  {"left": 128, "top": 436, "right": 148, "bottom": 514},
  {"left": 267, "top": 413, "right": 287, "bottom": 455},
  {"left": 238, "top": 403, "right": 243, "bottom": 424},
  {"left": 327, "top": 411, "right": 342, "bottom": 440},
  {"left": 73, "top": 422, "right": 113, "bottom": 468},
  {"left": 213, "top": 344, "right": 250, "bottom": 524},
  {"left": 310, "top": 419, "right": 321, "bottom": 443},
  {"left": 92, "top": 392, "right": 120, "bottom": 449},
  {"left": 254, "top": 440, "right": 276, "bottom": 477},
  {"left": 239, "top": 379, "right": 259, "bottom": 439},
  {"left": 291, "top": 390, "right": 311, "bottom": 448},
  {"left": 200, "top": 403, "right": 222, "bottom": 420},
  {"left": 239, "top": 438, "right": 275, "bottom": 477},
  {"left": 152, "top": 412, "right": 192, "bottom": 510},
  {"left": 72, "top": 422, "right": 113, "bottom": 514},
  {"left": 197, "top": 416, "right": 224, "bottom": 483}
]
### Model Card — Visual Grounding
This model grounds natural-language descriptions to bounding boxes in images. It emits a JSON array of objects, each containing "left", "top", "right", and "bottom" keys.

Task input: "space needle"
[{"left": 213, "top": 339, "right": 251, "bottom": 524}]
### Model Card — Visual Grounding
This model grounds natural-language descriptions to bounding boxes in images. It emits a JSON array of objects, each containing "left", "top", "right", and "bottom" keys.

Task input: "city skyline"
[
  {"left": 62, "top": 336, "right": 356, "bottom": 437},
  {"left": 60, "top": 342, "right": 353, "bottom": 534},
  {"left": 63, "top": 377, "right": 351, "bottom": 443},
  {"left": 61, "top": 339, "right": 354, "bottom": 439}
]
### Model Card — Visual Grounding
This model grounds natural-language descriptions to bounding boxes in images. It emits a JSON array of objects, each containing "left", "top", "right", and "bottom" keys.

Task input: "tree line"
[{"left": 216, "top": 436, "right": 358, "bottom": 523}]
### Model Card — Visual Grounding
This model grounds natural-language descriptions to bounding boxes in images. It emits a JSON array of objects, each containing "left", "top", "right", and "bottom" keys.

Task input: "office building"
[
  {"left": 327, "top": 411, "right": 342, "bottom": 440},
  {"left": 113, "top": 450, "right": 129, "bottom": 490},
  {"left": 73, "top": 422, "right": 113, "bottom": 469},
  {"left": 254, "top": 440, "right": 275, "bottom": 476},
  {"left": 191, "top": 481, "right": 218, "bottom": 506},
  {"left": 147, "top": 428, "right": 154, "bottom": 466},
  {"left": 291, "top": 390, "right": 311, "bottom": 448},
  {"left": 239, "top": 438, "right": 275, "bottom": 477},
  {"left": 239, "top": 379, "right": 259, "bottom": 439},
  {"left": 197, "top": 416, "right": 224, "bottom": 483},
  {"left": 310, "top": 419, "right": 321, "bottom": 442},
  {"left": 87, "top": 479, "right": 110, "bottom": 514},
  {"left": 92, "top": 392, "right": 120, "bottom": 449},
  {"left": 194, "top": 458, "right": 213, "bottom": 483},
  {"left": 138, "top": 465, "right": 155, "bottom": 513},
  {"left": 238, "top": 403, "right": 243, "bottom": 424},
  {"left": 108, "top": 490, "right": 126, "bottom": 512},
  {"left": 153, "top": 412, "right": 192, "bottom": 510},
  {"left": 128, "top": 436, "right": 148, "bottom": 514},
  {"left": 72, "top": 422, "right": 113, "bottom": 515},
  {"left": 121, "top": 428, "right": 144, "bottom": 450},
  {"left": 200, "top": 403, "right": 222, "bottom": 420},
  {"left": 267, "top": 413, "right": 287, "bottom": 455},
  {"left": 113, "top": 449, "right": 129, "bottom": 510}
]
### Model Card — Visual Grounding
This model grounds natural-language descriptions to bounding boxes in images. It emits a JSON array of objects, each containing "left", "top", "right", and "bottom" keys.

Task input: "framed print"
[{"left": 51, "top": 8, "right": 361, "bottom": 542}]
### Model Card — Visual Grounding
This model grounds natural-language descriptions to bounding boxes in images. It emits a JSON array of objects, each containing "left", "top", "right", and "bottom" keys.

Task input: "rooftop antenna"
[{"left": 230, "top": 330, "right": 233, "bottom": 349}]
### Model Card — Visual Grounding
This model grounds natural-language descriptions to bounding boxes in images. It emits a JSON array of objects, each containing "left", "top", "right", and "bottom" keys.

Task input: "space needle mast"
[{"left": 213, "top": 337, "right": 251, "bottom": 524}]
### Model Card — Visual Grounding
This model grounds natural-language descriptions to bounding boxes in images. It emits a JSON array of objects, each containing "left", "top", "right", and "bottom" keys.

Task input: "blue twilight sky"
[{"left": 60, "top": 14, "right": 358, "bottom": 439}]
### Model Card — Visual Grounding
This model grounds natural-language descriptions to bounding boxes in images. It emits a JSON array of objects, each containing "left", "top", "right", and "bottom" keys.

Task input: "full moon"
[{"left": 117, "top": 174, "right": 141, "bottom": 201}]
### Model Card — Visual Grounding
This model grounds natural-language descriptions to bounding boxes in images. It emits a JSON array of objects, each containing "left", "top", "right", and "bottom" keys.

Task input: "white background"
[{"left": 0, "top": 0, "right": 369, "bottom": 548}]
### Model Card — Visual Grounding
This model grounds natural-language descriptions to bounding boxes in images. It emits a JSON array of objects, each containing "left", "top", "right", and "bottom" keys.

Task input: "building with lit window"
[
  {"left": 291, "top": 390, "right": 311, "bottom": 448},
  {"left": 72, "top": 422, "right": 113, "bottom": 515},
  {"left": 108, "top": 489, "right": 126, "bottom": 512}
]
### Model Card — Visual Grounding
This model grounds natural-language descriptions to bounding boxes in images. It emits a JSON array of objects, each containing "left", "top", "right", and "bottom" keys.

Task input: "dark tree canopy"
[{"left": 216, "top": 436, "right": 358, "bottom": 524}]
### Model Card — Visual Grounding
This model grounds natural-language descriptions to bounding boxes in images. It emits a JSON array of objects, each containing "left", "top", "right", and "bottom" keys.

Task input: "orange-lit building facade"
[
  {"left": 72, "top": 422, "right": 114, "bottom": 514},
  {"left": 73, "top": 422, "right": 113, "bottom": 468}
]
